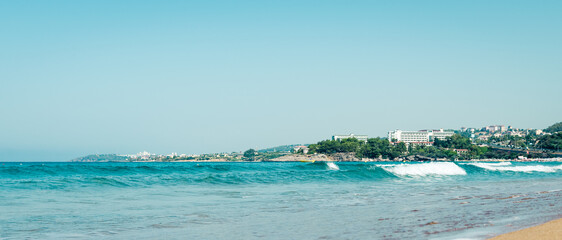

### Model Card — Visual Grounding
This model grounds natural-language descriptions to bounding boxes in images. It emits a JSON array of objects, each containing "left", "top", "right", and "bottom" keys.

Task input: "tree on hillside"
[
  {"left": 243, "top": 149, "right": 256, "bottom": 160},
  {"left": 434, "top": 138, "right": 447, "bottom": 148},
  {"left": 307, "top": 144, "right": 318, "bottom": 154},
  {"left": 544, "top": 122, "right": 562, "bottom": 133},
  {"left": 309, "top": 138, "right": 363, "bottom": 154},
  {"left": 359, "top": 138, "right": 391, "bottom": 159},
  {"left": 339, "top": 138, "right": 362, "bottom": 153},
  {"left": 388, "top": 142, "right": 407, "bottom": 159},
  {"left": 449, "top": 134, "right": 472, "bottom": 149},
  {"left": 434, "top": 134, "right": 471, "bottom": 149},
  {"left": 395, "top": 142, "right": 407, "bottom": 154},
  {"left": 536, "top": 132, "right": 562, "bottom": 151},
  {"left": 314, "top": 140, "right": 338, "bottom": 154}
]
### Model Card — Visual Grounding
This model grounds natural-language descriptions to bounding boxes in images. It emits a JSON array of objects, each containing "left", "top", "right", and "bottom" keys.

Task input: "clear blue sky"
[{"left": 1, "top": 0, "right": 561, "bottom": 161}]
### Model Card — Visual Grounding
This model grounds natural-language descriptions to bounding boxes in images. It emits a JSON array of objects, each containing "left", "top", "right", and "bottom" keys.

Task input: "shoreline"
[
  {"left": 489, "top": 217, "right": 562, "bottom": 240},
  {"left": 263, "top": 155, "right": 562, "bottom": 163},
  {"left": 140, "top": 158, "right": 562, "bottom": 163},
  {"left": 68, "top": 156, "right": 562, "bottom": 163}
]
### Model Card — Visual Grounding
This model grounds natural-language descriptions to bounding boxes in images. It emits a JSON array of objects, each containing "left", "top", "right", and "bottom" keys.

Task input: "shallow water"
[{"left": 1, "top": 161, "right": 561, "bottom": 239}]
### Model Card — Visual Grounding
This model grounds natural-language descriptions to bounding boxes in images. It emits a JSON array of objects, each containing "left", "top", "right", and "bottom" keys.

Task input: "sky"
[{"left": 1, "top": 0, "right": 561, "bottom": 161}]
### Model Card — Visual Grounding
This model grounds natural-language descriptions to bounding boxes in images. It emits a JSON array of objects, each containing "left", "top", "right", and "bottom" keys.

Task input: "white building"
[
  {"left": 388, "top": 130, "right": 430, "bottom": 143},
  {"left": 332, "top": 134, "right": 368, "bottom": 142},
  {"left": 127, "top": 151, "right": 155, "bottom": 160},
  {"left": 485, "top": 125, "right": 507, "bottom": 132},
  {"left": 293, "top": 145, "right": 309, "bottom": 154},
  {"left": 432, "top": 129, "right": 455, "bottom": 141},
  {"left": 387, "top": 129, "right": 454, "bottom": 144},
  {"left": 535, "top": 129, "right": 544, "bottom": 135}
]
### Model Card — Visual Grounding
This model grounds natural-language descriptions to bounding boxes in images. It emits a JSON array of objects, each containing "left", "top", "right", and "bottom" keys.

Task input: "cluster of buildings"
[
  {"left": 387, "top": 129, "right": 455, "bottom": 146},
  {"left": 329, "top": 130, "right": 456, "bottom": 146},
  {"left": 463, "top": 125, "right": 546, "bottom": 142},
  {"left": 124, "top": 151, "right": 204, "bottom": 161},
  {"left": 293, "top": 145, "right": 309, "bottom": 154},
  {"left": 124, "top": 151, "right": 156, "bottom": 160},
  {"left": 327, "top": 124, "right": 549, "bottom": 151}
]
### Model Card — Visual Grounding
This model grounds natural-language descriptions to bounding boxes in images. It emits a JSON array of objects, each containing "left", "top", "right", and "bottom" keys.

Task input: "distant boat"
[{"left": 299, "top": 159, "right": 315, "bottom": 163}]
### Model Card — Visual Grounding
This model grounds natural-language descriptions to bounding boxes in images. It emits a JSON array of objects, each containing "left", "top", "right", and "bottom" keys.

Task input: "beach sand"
[{"left": 489, "top": 218, "right": 562, "bottom": 240}]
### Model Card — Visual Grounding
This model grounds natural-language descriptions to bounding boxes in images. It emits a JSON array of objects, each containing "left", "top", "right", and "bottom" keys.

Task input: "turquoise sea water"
[{"left": 1, "top": 161, "right": 561, "bottom": 239}]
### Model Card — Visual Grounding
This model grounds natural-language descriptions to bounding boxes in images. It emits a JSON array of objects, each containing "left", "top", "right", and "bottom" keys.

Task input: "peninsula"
[{"left": 72, "top": 122, "right": 562, "bottom": 163}]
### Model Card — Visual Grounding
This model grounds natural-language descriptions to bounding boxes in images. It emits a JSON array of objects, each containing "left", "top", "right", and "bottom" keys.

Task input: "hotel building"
[{"left": 387, "top": 129, "right": 454, "bottom": 145}]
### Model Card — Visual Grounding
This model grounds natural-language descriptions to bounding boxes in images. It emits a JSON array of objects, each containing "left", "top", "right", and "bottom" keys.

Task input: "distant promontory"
[{"left": 72, "top": 122, "right": 562, "bottom": 162}]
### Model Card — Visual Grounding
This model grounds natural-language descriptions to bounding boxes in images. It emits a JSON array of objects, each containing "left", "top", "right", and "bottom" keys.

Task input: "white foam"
[
  {"left": 326, "top": 162, "right": 339, "bottom": 170},
  {"left": 381, "top": 162, "right": 466, "bottom": 176},
  {"left": 469, "top": 163, "right": 562, "bottom": 173},
  {"left": 483, "top": 162, "right": 512, "bottom": 166},
  {"left": 459, "top": 162, "right": 511, "bottom": 166}
]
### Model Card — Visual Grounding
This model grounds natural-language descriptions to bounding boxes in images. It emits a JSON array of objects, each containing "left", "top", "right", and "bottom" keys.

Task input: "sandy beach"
[{"left": 490, "top": 218, "right": 562, "bottom": 240}]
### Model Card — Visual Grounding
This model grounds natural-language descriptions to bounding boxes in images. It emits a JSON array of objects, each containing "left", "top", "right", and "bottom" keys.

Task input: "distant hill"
[
  {"left": 536, "top": 132, "right": 562, "bottom": 151},
  {"left": 544, "top": 122, "right": 562, "bottom": 133},
  {"left": 72, "top": 154, "right": 130, "bottom": 162},
  {"left": 258, "top": 144, "right": 309, "bottom": 153}
]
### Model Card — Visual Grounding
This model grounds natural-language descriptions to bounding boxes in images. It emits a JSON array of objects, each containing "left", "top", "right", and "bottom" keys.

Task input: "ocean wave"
[
  {"left": 326, "top": 162, "right": 340, "bottom": 170},
  {"left": 1, "top": 162, "right": 561, "bottom": 190},
  {"left": 467, "top": 162, "right": 562, "bottom": 173},
  {"left": 379, "top": 162, "right": 467, "bottom": 176},
  {"left": 459, "top": 162, "right": 511, "bottom": 167}
]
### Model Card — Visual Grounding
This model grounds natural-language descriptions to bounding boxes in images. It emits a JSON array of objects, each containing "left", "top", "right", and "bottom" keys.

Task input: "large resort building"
[{"left": 387, "top": 129, "right": 454, "bottom": 146}]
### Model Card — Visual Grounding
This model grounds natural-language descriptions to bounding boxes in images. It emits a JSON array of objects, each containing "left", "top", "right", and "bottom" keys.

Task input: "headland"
[{"left": 71, "top": 122, "right": 562, "bottom": 163}]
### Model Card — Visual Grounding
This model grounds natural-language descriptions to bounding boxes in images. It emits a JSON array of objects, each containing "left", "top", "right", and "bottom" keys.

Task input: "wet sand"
[{"left": 489, "top": 218, "right": 562, "bottom": 240}]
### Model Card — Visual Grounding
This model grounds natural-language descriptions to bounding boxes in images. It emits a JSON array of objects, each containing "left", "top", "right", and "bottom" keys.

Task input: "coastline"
[
  {"left": 489, "top": 217, "right": 562, "bottom": 240},
  {"left": 98, "top": 155, "right": 562, "bottom": 163},
  {"left": 264, "top": 154, "right": 562, "bottom": 163}
]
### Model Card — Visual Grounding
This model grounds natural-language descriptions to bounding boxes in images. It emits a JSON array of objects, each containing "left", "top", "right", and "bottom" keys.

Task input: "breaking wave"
[
  {"left": 1, "top": 161, "right": 561, "bottom": 190},
  {"left": 326, "top": 162, "right": 340, "bottom": 170},
  {"left": 466, "top": 162, "right": 562, "bottom": 173},
  {"left": 379, "top": 162, "right": 467, "bottom": 176}
]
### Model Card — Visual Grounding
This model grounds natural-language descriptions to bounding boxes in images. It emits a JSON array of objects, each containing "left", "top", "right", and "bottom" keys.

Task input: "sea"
[{"left": 1, "top": 161, "right": 561, "bottom": 240}]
